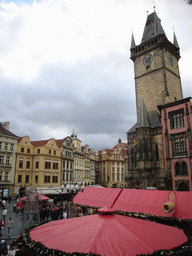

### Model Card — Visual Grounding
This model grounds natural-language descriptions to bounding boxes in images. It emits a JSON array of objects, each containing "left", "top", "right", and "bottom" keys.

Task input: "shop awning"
[
  {"left": 113, "top": 189, "right": 192, "bottom": 219},
  {"left": 73, "top": 187, "right": 122, "bottom": 208},
  {"left": 113, "top": 189, "right": 174, "bottom": 217},
  {"left": 175, "top": 191, "right": 192, "bottom": 219},
  {"left": 37, "top": 189, "right": 60, "bottom": 195},
  {"left": 20, "top": 193, "right": 50, "bottom": 201},
  {"left": 30, "top": 208, "right": 188, "bottom": 256}
]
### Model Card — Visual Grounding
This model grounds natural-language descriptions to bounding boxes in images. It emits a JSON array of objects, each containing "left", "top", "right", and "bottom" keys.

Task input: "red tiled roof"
[
  {"left": 56, "top": 139, "right": 64, "bottom": 148},
  {"left": 17, "top": 137, "right": 23, "bottom": 143},
  {"left": 31, "top": 140, "right": 50, "bottom": 147},
  {"left": 0, "top": 125, "right": 18, "bottom": 138},
  {"left": 112, "top": 142, "right": 128, "bottom": 150}
]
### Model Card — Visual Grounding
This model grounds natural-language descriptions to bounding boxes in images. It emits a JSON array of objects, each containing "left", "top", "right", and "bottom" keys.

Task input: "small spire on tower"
[
  {"left": 173, "top": 28, "right": 179, "bottom": 48},
  {"left": 131, "top": 29, "right": 136, "bottom": 49}
]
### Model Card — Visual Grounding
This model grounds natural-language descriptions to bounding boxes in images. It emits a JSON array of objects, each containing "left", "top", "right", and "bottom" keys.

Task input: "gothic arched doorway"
[{"left": 178, "top": 181, "right": 189, "bottom": 191}]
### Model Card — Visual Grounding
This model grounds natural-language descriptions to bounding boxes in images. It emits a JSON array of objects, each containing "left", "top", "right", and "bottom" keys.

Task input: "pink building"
[{"left": 158, "top": 97, "right": 192, "bottom": 191}]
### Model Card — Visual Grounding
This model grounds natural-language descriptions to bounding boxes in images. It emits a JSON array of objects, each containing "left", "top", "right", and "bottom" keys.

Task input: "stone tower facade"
[
  {"left": 126, "top": 11, "right": 183, "bottom": 190},
  {"left": 131, "top": 12, "right": 183, "bottom": 118}
]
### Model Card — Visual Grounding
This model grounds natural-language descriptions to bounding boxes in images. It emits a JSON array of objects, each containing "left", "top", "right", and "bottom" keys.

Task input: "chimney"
[
  {"left": 1, "top": 122, "right": 10, "bottom": 130},
  {"left": 118, "top": 138, "right": 121, "bottom": 144}
]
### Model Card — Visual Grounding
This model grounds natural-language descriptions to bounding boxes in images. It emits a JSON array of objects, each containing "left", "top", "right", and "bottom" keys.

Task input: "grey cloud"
[{"left": 0, "top": 52, "right": 136, "bottom": 149}]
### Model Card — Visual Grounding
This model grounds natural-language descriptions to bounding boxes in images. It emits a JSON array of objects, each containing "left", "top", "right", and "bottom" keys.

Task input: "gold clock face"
[
  {"left": 168, "top": 54, "right": 174, "bottom": 66},
  {"left": 143, "top": 54, "right": 153, "bottom": 66}
]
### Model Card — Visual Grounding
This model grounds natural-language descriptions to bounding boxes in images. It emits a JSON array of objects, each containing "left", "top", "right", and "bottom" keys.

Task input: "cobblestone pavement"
[{"left": 0, "top": 200, "right": 23, "bottom": 243}]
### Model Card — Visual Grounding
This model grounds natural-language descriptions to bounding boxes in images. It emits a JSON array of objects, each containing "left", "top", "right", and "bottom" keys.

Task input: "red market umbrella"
[
  {"left": 30, "top": 208, "right": 188, "bottom": 256},
  {"left": 20, "top": 193, "right": 49, "bottom": 201}
]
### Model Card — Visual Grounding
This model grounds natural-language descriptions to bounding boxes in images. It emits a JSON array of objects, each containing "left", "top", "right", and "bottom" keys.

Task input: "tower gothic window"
[
  {"left": 174, "top": 161, "right": 188, "bottom": 176},
  {"left": 175, "top": 162, "right": 180, "bottom": 176},
  {"left": 144, "top": 140, "right": 148, "bottom": 159},
  {"left": 171, "top": 133, "right": 186, "bottom": 157},
  {"left": 169, "top": 109, "right": 184, "bottom": 129},
  {"left": 175, "top": 138, "right": 186, "bottom": 153},
  {"left": 155, "top": 143, "right": 159, "bottom": 161},
  {"left": 181, "top": 161, "right": 188, "bottom": 176}
]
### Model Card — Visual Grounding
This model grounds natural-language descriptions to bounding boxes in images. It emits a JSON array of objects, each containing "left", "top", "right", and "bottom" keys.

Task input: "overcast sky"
[{"left": 0, "top": 0, "right": 191, "bottom": 150}]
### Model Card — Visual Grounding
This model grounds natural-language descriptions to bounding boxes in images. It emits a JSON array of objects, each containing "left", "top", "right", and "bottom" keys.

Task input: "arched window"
[
  {"left": 181, "top": 161, "right": 188, "bottom": 176},
  {"left": 144, "top": 140, "right": 148, "bottom": 159},
  {"left": 155, "top": 143, "right": 159, "bottom": 161},
  {"left": 139, "top": 141, "right": 143, "bottom": 160},
  {"left": 175, "top": 162, "right": 181, "bottom": 176},
  {"left": 178, "top": 182, "right": 189, "bottom": 191}
]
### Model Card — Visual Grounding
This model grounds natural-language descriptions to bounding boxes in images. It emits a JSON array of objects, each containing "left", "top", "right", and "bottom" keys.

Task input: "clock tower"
[
  {"left": 126, "top": 11, "right": 184, "bottom": 190},
  {"left": 131, "top": 11, "right": 183, "bottom": 118}
]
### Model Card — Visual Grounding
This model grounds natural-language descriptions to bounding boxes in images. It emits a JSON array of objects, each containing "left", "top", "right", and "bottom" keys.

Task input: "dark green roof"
[
  {"left": 127, "top": 110, "right": 161, "bottom": 133},
  {"left": 137, "top": 95, "right": 150, "bottom": 128},
  {"left": 141, "top": 12, "right": 167, "bottom": 43}
]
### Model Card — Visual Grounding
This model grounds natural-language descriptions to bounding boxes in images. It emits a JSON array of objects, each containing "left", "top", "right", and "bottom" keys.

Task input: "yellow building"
[
  {"left": 15, "top": 136, "right": 61, "bottom": 195},
  {"left": 96, "top": 139, "right": 128, "bottom": 188},
  {"left": 82, "top": 145, "right": 91, "bottom": 185}
]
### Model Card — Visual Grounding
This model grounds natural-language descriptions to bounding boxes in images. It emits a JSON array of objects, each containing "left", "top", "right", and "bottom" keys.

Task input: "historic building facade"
[
  {"left": 0, "top": 122, "right": 18, "bottom": 197},
  {"left": 96, "top": 139, "right": 128, "bottom": 188},
  {"left": 70, "top": 132, "right": 95, "bottom": 186},
  {"left": 126, "top": 11, "right": 183, "bottom": 190},
  {"left": 15, "top": 136, "right": 61, "bottom": 194},
  {"left": 90, "top": 149, "right": 96, "bottom": 185},
  {"left": 61, "top": 136, "right": 74, "bottom": 186},
  {"left": 158, "top": 97, "right": 192, "bottom": 191}
]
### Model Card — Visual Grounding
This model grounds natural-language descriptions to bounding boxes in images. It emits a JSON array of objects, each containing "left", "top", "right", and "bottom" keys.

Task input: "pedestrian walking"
[
  {"left": 2, "top": 200, "right": 5, "bottom": 209},
  {"left": 7, "top": 218, "right": 14, "bottom": 238},
  {"left": 2, "top": 208, "right": 7, "bottom": 222},
  {"left": 0, "top": 218, "right": 5, "bottom": 236}
]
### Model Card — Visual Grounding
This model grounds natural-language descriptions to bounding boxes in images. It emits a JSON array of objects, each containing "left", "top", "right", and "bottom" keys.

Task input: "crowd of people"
[
  {"left": 0, "top": 232, "right": 27, "bottom": 256},
  {"left": 40, "top": 203, "right": 68, "bottom": 221},
  {"left": 0, "top": 195, "right": 98, "bottom": 255}
]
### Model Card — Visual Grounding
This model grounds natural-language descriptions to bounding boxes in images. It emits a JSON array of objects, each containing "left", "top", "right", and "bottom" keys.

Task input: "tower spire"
[
  {"left": 137, "top": 95, "right": 150, "bottom": 128},
  {"left": 173, "top": 29, "right": 179, "bottom": 48},
  {"left": 131, "top": 31, "right": 136, "bottom": 49},
  {"left": 141, "top": 11, "right": 167, "bottom": 43}
]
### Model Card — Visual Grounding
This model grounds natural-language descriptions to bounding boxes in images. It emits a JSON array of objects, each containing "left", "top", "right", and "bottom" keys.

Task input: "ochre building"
[
  {"left": 15, "top": 136, "right": 61, "bottom": 195},
  {"left": 96, "top": 139, "right": 128, "bottom": 188}
]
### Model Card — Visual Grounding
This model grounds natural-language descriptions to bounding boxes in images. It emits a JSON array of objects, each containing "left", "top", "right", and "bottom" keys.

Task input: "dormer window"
[{"left": 146, "top": 20, "right": 153, "bottom": 26}]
